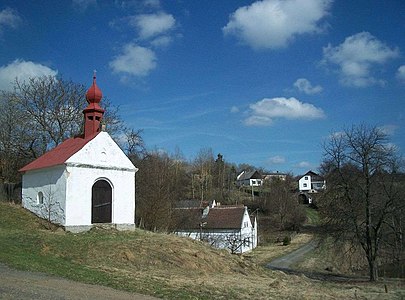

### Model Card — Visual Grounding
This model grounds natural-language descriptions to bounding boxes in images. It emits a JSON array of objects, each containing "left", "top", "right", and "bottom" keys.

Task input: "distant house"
[
  {"left": 236, "top": 170, "right": 263, "bottom": 187},
  {"left": 298, "top": 171, "right": 326, "bottom": 192},
  {"left": 298, "top": 171, "right": 326, "bottom": 204},
  {"left": 263, "top": 172, "right": 287, "bottom": 182},
  {"left": 172, "top": 202, "right": 257, "bottom": 254}
]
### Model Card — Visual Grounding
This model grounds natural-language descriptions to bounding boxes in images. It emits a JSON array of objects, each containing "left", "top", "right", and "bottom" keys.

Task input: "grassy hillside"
[{"left": 0, "top": 202, "right": 404, "bottom": 299}]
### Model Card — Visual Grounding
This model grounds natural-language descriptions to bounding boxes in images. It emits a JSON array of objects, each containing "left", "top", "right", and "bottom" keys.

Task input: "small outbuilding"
[
  {"left": 236, "top": 170, "right": 263, "bottom": 187},
  {"left": 172, "top": 202, "right": 258, "bottom": 254},
  {"left": 20, "top": 75, "right": 137, "bottom": 232}
]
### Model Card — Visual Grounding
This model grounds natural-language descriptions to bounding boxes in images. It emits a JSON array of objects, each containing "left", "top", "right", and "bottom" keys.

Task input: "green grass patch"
[{"left": 305, "top": 206, "right": 320, "bottom": 225}]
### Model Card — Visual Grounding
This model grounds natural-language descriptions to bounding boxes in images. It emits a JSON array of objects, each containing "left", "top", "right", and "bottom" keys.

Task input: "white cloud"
[
  {"left": 295, "top": 161, "right": 311, "bottom": 169},
  {"left": 245, "top": 115, "right": 273, "bottom": 126},
  {"left": 0, "top": 59, "right": 57, "bottom": 91},
  {"left": 323, "top": 32, "right": 400, "bottom": 87},
  {"left": 293, "top": 78, "right": 323, "bottom": 94},
  {"left": 329, "top": 131, "right": 344, "bottom": 139},
  {"left": 150, "top": 35, "right": 172, "bottom": 48},
  {"left": 268, "top": 155, "right": 286, "bottom": 164},
  {"left": 223, "top": 0, "right": 331, "bottom": 50},
  {"left": 230, "top": 106, "right": 240, "bottom": 113},
  {"left": 244, "top": 97, "right": 325, "bottom": 126},
  {"left": 109, "top": 43, "right": 157, "bottom": 78},
  {"left": 378, "top": 124, "right": 398, "bottom": 136},
  {"left": 0, "top": 7, "right": 22, "bottom": 33},
  {"left": 397, "top": 65, "right": 405, "bottom": 82},
  {"left": 72, "top": 0, "right": 97, "bottom": 11},
  {"left": 130, "top": 12, "right": 175, "bottom": 40},
  {"left": 143, "top": 0, "right": 161, "bottom": 8}
]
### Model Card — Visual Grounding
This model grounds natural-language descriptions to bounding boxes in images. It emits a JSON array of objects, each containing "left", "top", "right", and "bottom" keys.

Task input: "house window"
[
  {"left": 303, "top": 183, "right": 307, "bottom": 187},
  {"left": 37, "top": 192, "right": 44, "bottom": 204},
  {"left": 304, "top": 176, "right": 308, "bottom": 180}
]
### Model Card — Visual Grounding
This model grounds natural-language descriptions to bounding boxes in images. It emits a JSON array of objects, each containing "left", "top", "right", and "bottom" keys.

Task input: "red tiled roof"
[
  {"left": 205, "top": 206, "right": 245, "bottom": 229},
  {"left": 172, "top": 205, "right": 246, "bottom": 231},
  {"left": 19, "top": 133, "right": 99, "bottom": 172}
]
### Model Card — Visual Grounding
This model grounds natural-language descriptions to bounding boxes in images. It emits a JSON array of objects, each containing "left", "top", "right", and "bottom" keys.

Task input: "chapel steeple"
[{"left": 83, "top": 72, "right": 105, "bottom": 138}]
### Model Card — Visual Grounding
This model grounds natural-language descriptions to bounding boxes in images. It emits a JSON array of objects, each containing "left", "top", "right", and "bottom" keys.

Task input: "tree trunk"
[{"left": 368, "top": 257, "right": 378, "bottom": 281}]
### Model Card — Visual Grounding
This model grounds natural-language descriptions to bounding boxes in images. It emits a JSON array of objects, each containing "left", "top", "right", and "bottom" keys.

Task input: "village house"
[
  {"left": 19, "top": 75, "right": 137, "bottom": 233},
  {"left": 172, "top": 201, "right": 258, "bottom": 254},
  {"left": 298, "top": 170, "right": 326, "bottom": 204},
  {"left": 298, "top": 170, "right": 326, "bottom": 192},
  {"left": 236, "top": 170, "right": 263, "bottom": 187},
  {"left": 262, "top": 171, "right": 287, "bottom": 182}
]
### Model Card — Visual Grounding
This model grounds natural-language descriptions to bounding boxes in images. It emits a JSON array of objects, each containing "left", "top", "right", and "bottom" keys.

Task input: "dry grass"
[
  {"left": 295, "top": 236, "right": 368, "bottom": 275},
  {"left": 1, "top": 202, "right": 404, "bottom": 299}
]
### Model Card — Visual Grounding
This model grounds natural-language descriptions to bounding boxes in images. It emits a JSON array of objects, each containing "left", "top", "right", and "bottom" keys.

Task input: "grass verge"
[{"left": 1, "top": 202, "right": 404, "bottom": 299}]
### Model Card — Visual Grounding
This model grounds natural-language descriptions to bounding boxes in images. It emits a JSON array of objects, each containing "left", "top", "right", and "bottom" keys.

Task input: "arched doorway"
[
  {"left": 91, "top": 179, "right": 112, "bottom": 223},
  {"left": 299, "top": 193, "right": 309, "bottom": 204}
]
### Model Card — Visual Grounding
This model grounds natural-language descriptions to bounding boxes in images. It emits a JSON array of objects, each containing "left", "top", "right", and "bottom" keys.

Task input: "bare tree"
[
  {"left": 123, "top": 128, "right": 146, "bottom": 161},
  {"left": 0, "top": 91, "right": 29, "bottom": 182},
  {"left": 136, "top": 151, "right": 189, "bottom": 231},
  {"left": 12, "top": 76, "right": 87, "bottom": 155},
  {"left": 320, "top": 124, "right": 404, "bottom": 281},
  {"left": 0, "top": 75, "right": 126, "bottom": 182},
  {"left": 38, "top": 185, "right": 64, "bottom": 230},
  {"left": 201, "top": 231, "right": 253, "bottom": 254},
  {"left": 191, "top": 148, "right": 214, "bottom": 202},
  {"left": 263, "top": 176, "right": 306, "bottom": 230},
  {"left": 11, "top": 76, "right": 124, "bottom": 154}
]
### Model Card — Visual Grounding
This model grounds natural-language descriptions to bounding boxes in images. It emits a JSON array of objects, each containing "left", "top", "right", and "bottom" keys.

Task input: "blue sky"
[{"left": 0, "top": 0, "right": 404, "bottom": 175}]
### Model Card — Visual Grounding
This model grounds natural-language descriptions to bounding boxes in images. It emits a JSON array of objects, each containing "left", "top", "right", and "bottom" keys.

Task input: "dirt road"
[
  {"left": 267, "top": 240, "right": 369, "bottom": 282},
  {"left": 0, "top": 264, "right": 159, "bottom": 300},
  {"left": 267, "top": 239, "right": 318, "bottom": 270}
]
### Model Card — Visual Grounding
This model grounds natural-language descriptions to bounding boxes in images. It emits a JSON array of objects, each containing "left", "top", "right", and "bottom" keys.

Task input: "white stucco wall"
[
  {"left": 65, "top": 132, "right": 137, "bottom": 229},
  {"left": 67, "top": 132, "right": 135, "bottom": 170},
  {"left": 249, "top": 179, "right": 263, "bottom": 186},
  {"left": 299, "top": 175, "right": 311, "bottom": 191},
  {"left": 21, "top": 165, "right": 67, "bottom": 225},
  {"left": 64, "top": 166, "right": 135, "bottom": 227}
]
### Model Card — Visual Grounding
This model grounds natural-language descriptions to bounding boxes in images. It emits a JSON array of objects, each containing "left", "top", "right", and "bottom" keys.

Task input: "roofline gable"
[{"left": 19, "top": 132, "right": 99, "bottom": 173}]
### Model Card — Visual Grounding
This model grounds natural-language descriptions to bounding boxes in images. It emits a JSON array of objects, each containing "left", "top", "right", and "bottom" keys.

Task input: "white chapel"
[{"left": 20, "top": 75, "right": 137, "bottom": 232}]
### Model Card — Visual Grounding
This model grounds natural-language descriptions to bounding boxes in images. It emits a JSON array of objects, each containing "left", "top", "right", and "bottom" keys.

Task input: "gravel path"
[
  {"left": 0, "top": 264, "right": 159, "bottom": 300},
  {"left": 267, "top": 240, "right": 318, "bottom": 270},
  {"left": 266, "top": 240, "right": 369, "bottom": 282}
]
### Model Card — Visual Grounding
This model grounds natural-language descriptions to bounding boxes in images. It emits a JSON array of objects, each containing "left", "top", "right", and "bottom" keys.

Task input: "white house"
[
  {"left": 298, "top": 171, "right": 326, "bottom": 193},
  {"left": 236, "top": 170, "right": 263, "bottom": 187},
  {"left": 263, "top": 172, "right": 287, "bottom": 182},
  {"left": 173, "top": 203, "right": 258, "bottom": 254},
  {"left": 20, "top": 75, "right": 137, "bottom": 233}
]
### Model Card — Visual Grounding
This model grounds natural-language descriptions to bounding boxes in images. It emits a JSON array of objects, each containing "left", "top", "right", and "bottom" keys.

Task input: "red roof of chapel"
[{"left": 19, "top": 132, "right": 99, "bottom": 172}]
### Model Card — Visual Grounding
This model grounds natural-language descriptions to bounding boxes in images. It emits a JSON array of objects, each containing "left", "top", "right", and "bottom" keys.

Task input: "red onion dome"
[{"left": 85, "top": 75, "right": 102, "bottom": 104}]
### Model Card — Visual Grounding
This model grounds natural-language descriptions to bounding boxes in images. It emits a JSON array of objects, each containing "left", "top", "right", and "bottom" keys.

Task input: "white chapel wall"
[
  {"left": 21, "top": 165, "right": 67, "bottom": 225},
  {"left": 67, "top": 132, "right": 135, "bottom": 171},
  {"left": 65, "top": 132, "right": 136, "bottom": 229},
  {"left": 65, "top": 166, "right": 135, "bottom": 227}
]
